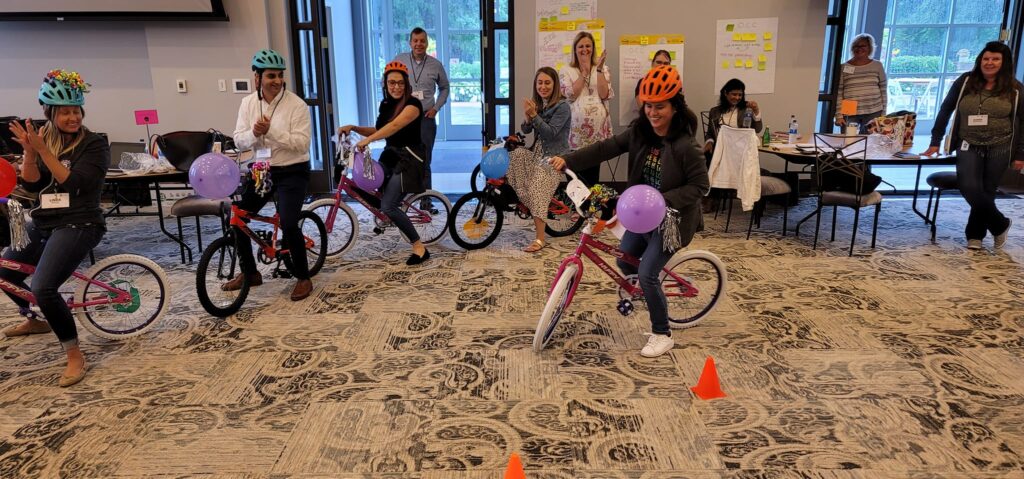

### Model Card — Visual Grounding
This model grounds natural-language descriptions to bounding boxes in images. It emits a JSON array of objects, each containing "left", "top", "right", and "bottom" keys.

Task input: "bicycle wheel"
[
  {"left": 196, "top": 235, "right": 249, "bottom": 318},
  {"left": 533, "top": 263, "right": 579, "bottom": 352},
  {"left": 448, "top": 191, "right": 503, "bottom": 250},
  {"left": 661, "top": 250, "right": 726, "bottom": 329},
  {"left": 469, "top": 164, "right": 486, "bottom": 192},
  {"left": 295, "top": 210, "right": 328, "bottom": 276},
  {"left": 306, "top": 198, "right": 358, "bottom": 258},
  {"left": 403, "top": 190, "right": 452, "bottom": 245},
  {"left": 74, "top": 255, "right": 170, "bottom": 340},
  {"left": 544, "top": 184, "right": 585, "bottom": 238}
]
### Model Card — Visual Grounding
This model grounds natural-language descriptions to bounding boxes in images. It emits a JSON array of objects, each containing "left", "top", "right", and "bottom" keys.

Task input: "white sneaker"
[
  {"left": 994, "top": 219, "right": 1011, "bottom": 249},
  {"left": 640, "top": 333, "right": 674, "bottom": 358},
  {"left": 967, "top": 239, "right": 983, "bottom": 250}
]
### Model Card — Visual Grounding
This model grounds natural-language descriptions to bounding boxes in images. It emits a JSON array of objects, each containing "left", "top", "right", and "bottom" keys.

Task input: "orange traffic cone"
[
  {"left": 690, "top": 356, "right": 726, "bottom": 400},
  {"left": 504, "top": 452, "right": 526, "bottom": 479}
]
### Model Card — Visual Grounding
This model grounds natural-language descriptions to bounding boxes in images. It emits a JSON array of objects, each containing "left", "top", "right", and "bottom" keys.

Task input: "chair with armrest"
[{"left": 811, "top": 133, "right": 883, "bottom": 256}]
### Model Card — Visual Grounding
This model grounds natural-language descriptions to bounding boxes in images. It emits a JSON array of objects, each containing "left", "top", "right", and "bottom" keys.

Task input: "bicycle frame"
[
  {"left": 0, "top": 259, "right": 133, "bottom": 309},
  {"left": 553, "top": 219, "right": 702, "bottom": 304},
  {"left": 229, "top": 205, "right": 314, "bottom": 260},
  {"left": 320, "top": 170, "right": 434, "bottom": 233}
]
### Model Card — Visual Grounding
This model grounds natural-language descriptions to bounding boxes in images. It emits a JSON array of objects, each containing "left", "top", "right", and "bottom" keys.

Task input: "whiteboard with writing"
[
  {"left": 537, "top": 28, "right": 606, "bottom": 72},
  {"left": 536, "top": 0, "right": 597, "bottom": 23},
  {"left": 618, "top": 43, "right": 684, "bottom": 126},
  {"left": 714, "top": 17, "right": 778, "bottom": 94}
]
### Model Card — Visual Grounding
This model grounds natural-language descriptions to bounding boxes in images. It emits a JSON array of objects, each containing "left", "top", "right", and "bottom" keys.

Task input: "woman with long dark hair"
[
  {"left": 339, "top": 61, "right": 431, "bottom": 264},
  {"left": 549, "top": 65, "right": 709, "bottom": 358},
  {"left": 922, "top": 41, "right": 1024, "bottom": 250}
]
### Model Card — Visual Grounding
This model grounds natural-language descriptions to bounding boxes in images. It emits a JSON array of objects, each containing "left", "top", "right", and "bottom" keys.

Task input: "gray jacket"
[
  {"left": 564, "top": 128, "right": 710, "bottom": 248},
  {"left": 521, "top": 100, "right": 571, "bottom": 156}
]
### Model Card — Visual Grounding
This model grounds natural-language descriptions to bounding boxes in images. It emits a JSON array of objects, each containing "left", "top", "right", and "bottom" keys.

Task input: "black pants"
[
  {"left": 234, "top": 164, "right": 310, "bottom": 279},
  {"left": 1, "top": 223, "right": 105, "bottom": 347},
  {"left": 956, "top": 140, "right": 1012, "bottom": 240}
]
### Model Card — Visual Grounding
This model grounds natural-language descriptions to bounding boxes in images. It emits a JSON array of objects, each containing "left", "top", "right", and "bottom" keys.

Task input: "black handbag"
[{"left": 152, "top": 131, "right": 214, "bottom": 171}]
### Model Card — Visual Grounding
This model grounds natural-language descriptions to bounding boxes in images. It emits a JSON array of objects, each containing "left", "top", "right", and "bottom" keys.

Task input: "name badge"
[
  {"left": 41, "top": 193, "right": 69, "bottom": 209},
  {"left": 961, "top": 140, "right": 970, "bottom": 151},
  {"left": 411, "top": 90, "right": 425, "bottom": 100},
  {"left": 256, "top": 147, "right": 272, "bottom": 159},
  {"left": 967, "top": 114, "right": 989, "bottom": 126},
  {"left": 842, "top": 65, "right": 855, "bottom": 74}
]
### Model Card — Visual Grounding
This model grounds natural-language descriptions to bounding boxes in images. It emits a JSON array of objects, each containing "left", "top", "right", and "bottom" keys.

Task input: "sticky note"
[
  {"left": 840, "top": 100, "right": 859, "bottom": 115},
  {"left": 722, "top": 61, "right": 730, "bottom": 69},
  {"left": 567, "top": 22, "right": 576, "bottom": 30},
  {"left": 757, "top": 62, "right": 766, "bottom": 71},
  {"left": 758, "top": 54, "right": 767, "bottom": 62},
  {"left": 669, "top": 51, "right": 677, "bottom": 59},
  {"left": 555, "top": 62, "right": 565, "bottom": 71},
  {"left": 561, "top": 6, "right": 569, "bottom": 14},
  {"left": 726, "top": 24, "right": 735, "bottom": 32},
  {"left": 734, "top": 59, "right": 744, "bottom": 67},
  {"left": 594, "top": 32, "right": 601, "bottom": 40},
  {"left": 744, "top": 33, "right": 758, "bottom": 41},
  {"left": 640, "top": 35, "right": 649, "bottom": 45},
  {"left": 562, "top": 45, "right": 571, "bottom": 54},
  {"left": 732, "top": 33, "right": 742, "bottom": 41},
  {"left": 764, "top": 32, "right": 773, "bottom": 40},
  {"left": 745, "top": 60, "right": 754, "bottom": 68},
  {"left": 764, "top": 42, "right": 774, "bottom": 51}
]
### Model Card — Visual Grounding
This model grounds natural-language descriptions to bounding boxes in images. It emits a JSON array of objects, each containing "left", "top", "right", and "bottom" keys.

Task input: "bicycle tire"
[
  {"left": 74, "top": 255, "right": 170, "bottom": 340},
  {"left": 403, "top": 190, "right": 452, "bottom": 245},
  {"left": 293, "top": 210, "right": 328, "bottom": 276},
  {"left": 533, "top": 263, "right": 579, "bottom": 352},
  {"left": 448, "top": 191, "right": 503, "bottom": 250},
  {"left": 305, "top": 198, "right": 358, "bottom": 258},
  {"left": 544, "top": 184, "right": 585, "bottom": 238},
  {"left": 469, "top": 164, "right": 486, "bottom": 193},
  {"left": 196, "top": 235, "right": 249, "bottom": 318},
  {"left": 661, "top": 250, "right": 726, "bottom": 328}
]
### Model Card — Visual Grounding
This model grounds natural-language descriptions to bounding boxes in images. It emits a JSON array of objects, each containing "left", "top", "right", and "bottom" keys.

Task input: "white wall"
[
  {"left": 513, "top": 0, "right": 829, "bottom": 177},
  {"left": 0, "top": 0, "right": 285, "bottom": 144}
]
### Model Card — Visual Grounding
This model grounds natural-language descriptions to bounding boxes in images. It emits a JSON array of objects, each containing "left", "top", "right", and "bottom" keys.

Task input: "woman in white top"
[
  {"left": 835, "top": 34, "right": 888, "bottom": 133},
  {"left": 560, "top": 31, "right": 614, "bottom": 184}
]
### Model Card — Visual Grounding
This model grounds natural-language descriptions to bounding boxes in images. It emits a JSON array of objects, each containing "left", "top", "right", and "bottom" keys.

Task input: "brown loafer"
[
  {"left": 290, "top": 279, "right": 313, "bottom": 301},
  {"left": 221, "top": 273, "right": 263, "bottom": 292},
  {"left": 3, "top": 319, "right": 52, "bottom": 338},
  {"left": 59, "top": 364, "right": 87, "bottom": 388}
]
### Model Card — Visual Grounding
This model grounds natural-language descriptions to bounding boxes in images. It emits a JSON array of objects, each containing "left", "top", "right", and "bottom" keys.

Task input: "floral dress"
[{"left": 560, "top": 66, "right": 614, "bottom": 150}]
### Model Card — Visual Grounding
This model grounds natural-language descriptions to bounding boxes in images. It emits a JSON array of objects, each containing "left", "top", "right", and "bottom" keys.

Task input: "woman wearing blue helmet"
[
  {"left": 229, "top": 49, "right": 315, "bottom": 301},
  {"left": 2, "top": 69, "right": 110, "bottom": 387}
]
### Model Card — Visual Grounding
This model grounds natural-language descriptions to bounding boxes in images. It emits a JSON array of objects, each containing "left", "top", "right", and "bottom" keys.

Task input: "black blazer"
[{"left": 564, "top": 128, "right": 710, "bottom": 249}]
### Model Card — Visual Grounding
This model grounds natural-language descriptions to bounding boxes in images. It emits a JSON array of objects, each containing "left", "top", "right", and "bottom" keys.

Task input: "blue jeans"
[
  {"left": 234, "top": 164, "right": 310, "bottom": 279},
  {"left": 381, "top": 171, "right": 420, "bottom": 243},
  {"left": 956, "top": 140, "right": 1012, "bottom": 240},
  {"left": 617, "top": 230, "right": 675, "bottom": 335},
  {"left": 1, "top": 223, "right": 105, "bottom": 347}
]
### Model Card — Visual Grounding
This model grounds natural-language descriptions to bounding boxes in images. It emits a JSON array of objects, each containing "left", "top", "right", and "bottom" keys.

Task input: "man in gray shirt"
[{"left": 393, "top": 27, "right": 450, "bottom": 208}]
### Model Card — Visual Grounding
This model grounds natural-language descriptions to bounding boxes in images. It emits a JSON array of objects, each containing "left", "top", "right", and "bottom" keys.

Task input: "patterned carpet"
[{"left": 1, "top": 195, "right": 1023, "bottom": 478}]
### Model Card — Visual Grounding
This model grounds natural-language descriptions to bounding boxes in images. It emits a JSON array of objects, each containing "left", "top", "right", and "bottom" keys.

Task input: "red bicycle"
[{"left": 533, "top": 171, "right": 727, "bottom": 351}]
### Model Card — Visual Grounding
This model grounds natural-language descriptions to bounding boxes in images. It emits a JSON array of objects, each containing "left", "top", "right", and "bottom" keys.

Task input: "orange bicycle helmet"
[
  {"left": 384, "top": 61, "right": 409, "bottom": 75},
  {"left": 637, "top": 65, "right": 682, "bottom": 103}
]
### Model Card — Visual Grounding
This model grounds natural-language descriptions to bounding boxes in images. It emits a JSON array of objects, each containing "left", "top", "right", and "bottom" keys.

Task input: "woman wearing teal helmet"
[
  {"left": 229, "top": 49, "right": 316, "bottom": 301},
  {"left": 2, "top": 69, "right": 110, "bottom": 387}
]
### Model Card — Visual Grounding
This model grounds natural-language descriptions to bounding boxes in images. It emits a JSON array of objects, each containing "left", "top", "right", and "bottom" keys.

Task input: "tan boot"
[
  {"left": 2, "top": 319, "right": 52, "bottom": 337},
  {"left": 221, "top": 273, "right": 263, "bottom": 292},
  {"left": 290, "top": 279, "right": 313, "bottom": 301}
]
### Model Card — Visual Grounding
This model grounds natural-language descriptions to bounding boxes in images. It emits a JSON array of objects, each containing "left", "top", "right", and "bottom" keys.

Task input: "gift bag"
[{"left": 866, "top": 111, "right": 916, "bottom": 149}]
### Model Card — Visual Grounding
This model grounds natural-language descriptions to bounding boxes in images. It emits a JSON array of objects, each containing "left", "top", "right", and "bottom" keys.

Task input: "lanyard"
[
  {"left": 410, "top": 54, "right": 428, "bottom": 86},
  {"left": 257, "top": 92, "right": 284, "bottom": 147}
]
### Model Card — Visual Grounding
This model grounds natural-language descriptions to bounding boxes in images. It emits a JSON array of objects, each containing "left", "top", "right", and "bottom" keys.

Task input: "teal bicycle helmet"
[
  {"left": 38, "top": 69, "right": 88, "bottom": 106},
  {"left": 251, "top": 49, "right": 287, "bottom": 71}
]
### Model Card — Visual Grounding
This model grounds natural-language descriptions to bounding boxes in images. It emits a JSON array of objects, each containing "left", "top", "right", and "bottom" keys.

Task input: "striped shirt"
[{"left": 836, "top": 60, "right": 887, "bottom": 117}]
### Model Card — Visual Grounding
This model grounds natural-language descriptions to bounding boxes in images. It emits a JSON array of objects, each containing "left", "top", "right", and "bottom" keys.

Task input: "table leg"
[
  {"left": 911, "top": 164, "right": 931, "bottom": 224},
  {"left": 154, "top": 181, "right": 193, "bottom": 263}
]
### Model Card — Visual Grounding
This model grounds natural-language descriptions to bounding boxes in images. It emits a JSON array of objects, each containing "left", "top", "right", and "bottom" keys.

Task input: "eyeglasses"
[
  {"left": 653, "top": 60, "right": 671, "bottom": 66},
  {"left": 386, "top": 80, "right": 404, "bottom": 87}
]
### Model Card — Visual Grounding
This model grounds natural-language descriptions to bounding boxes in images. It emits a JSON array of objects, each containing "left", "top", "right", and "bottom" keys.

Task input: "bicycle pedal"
[
  {"left": 18, "top": 307, "right": 38, "bottom": 320},
  {"left": 275, "top": 269, "right": 293, "bottom": 279},
  {"left": 372, "top": 227, "right": 385, "bottom": 235},
  {"left": 617, "top": 299, "right": 634, "bottom": 316}
]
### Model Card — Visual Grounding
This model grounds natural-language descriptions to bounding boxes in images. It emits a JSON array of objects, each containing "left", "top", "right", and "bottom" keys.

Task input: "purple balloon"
[
  {"left": 189, "top": 153, "right": 240, "bottom": 199},
  {"left": 352, "top": 150, "right": 384, "bottom": 191},
  {"left": 617, "top": 185, "right": 666, "bottom": 234}
]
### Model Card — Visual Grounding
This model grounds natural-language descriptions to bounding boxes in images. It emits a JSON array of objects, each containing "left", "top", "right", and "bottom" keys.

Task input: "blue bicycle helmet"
[
  {"left": 38, "top": 69, "right": 88, "bottom": 106},
  {"left": 251, "top": 49, "right": 287, "bottom": 71}
]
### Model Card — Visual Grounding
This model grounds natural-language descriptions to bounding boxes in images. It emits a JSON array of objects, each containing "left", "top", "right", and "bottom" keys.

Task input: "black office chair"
[
  {"left": 811, "top": 134, "right": 883, "bottom": 256},
  {"left": 924, "top": 171, "right": 958, "bottom": 242},
  {"left": 156, "top": 131, "right": 229, "bottom": 263}
]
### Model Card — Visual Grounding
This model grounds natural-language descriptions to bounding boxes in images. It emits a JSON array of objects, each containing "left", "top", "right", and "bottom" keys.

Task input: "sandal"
[{"left": 523, "top": 239, "right": 546, "bottom": 253}]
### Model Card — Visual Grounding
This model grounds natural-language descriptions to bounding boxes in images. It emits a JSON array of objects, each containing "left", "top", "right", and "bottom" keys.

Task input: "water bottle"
[
  {"left": 742, "top": 109, "right": 753, "bottom": 129},
  {"left": 788, "top": 115, "right": 799, "bottom": 144}
]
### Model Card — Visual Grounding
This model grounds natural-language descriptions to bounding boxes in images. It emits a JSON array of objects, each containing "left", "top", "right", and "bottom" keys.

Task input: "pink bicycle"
[
  {"left": 0, "top": 200, "right": 170, "bottom": 339},
  {"left": 533, "top": 171, "right": 727, "bottom": 351}
]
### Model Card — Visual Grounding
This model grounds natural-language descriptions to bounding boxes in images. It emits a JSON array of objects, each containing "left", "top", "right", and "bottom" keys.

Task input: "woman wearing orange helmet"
[
  {"left": 549, "top": 65, "right": 709, "bottom": 358},
  {"left": 339, "top": 61, "right": 431, "bottom": 264}
]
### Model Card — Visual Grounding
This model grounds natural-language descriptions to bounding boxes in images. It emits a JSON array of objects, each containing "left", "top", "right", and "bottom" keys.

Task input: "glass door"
[
  {"left": 441, "top": 0, "right": 483, "bottom": 140},
  {"left": 289, "top": 0, "right": 335, "bottom": 192},
  {"left": 482, "top": 0, "right": 512, "bottom": 142}
]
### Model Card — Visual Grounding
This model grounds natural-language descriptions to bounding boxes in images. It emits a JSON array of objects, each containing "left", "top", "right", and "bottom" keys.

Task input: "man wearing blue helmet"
[
  {"left": 2, "top": 69, "right": 110, "bottom": 387},
  {"left": 230, "top": 49, "right": 315, "bottom": 301}
]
